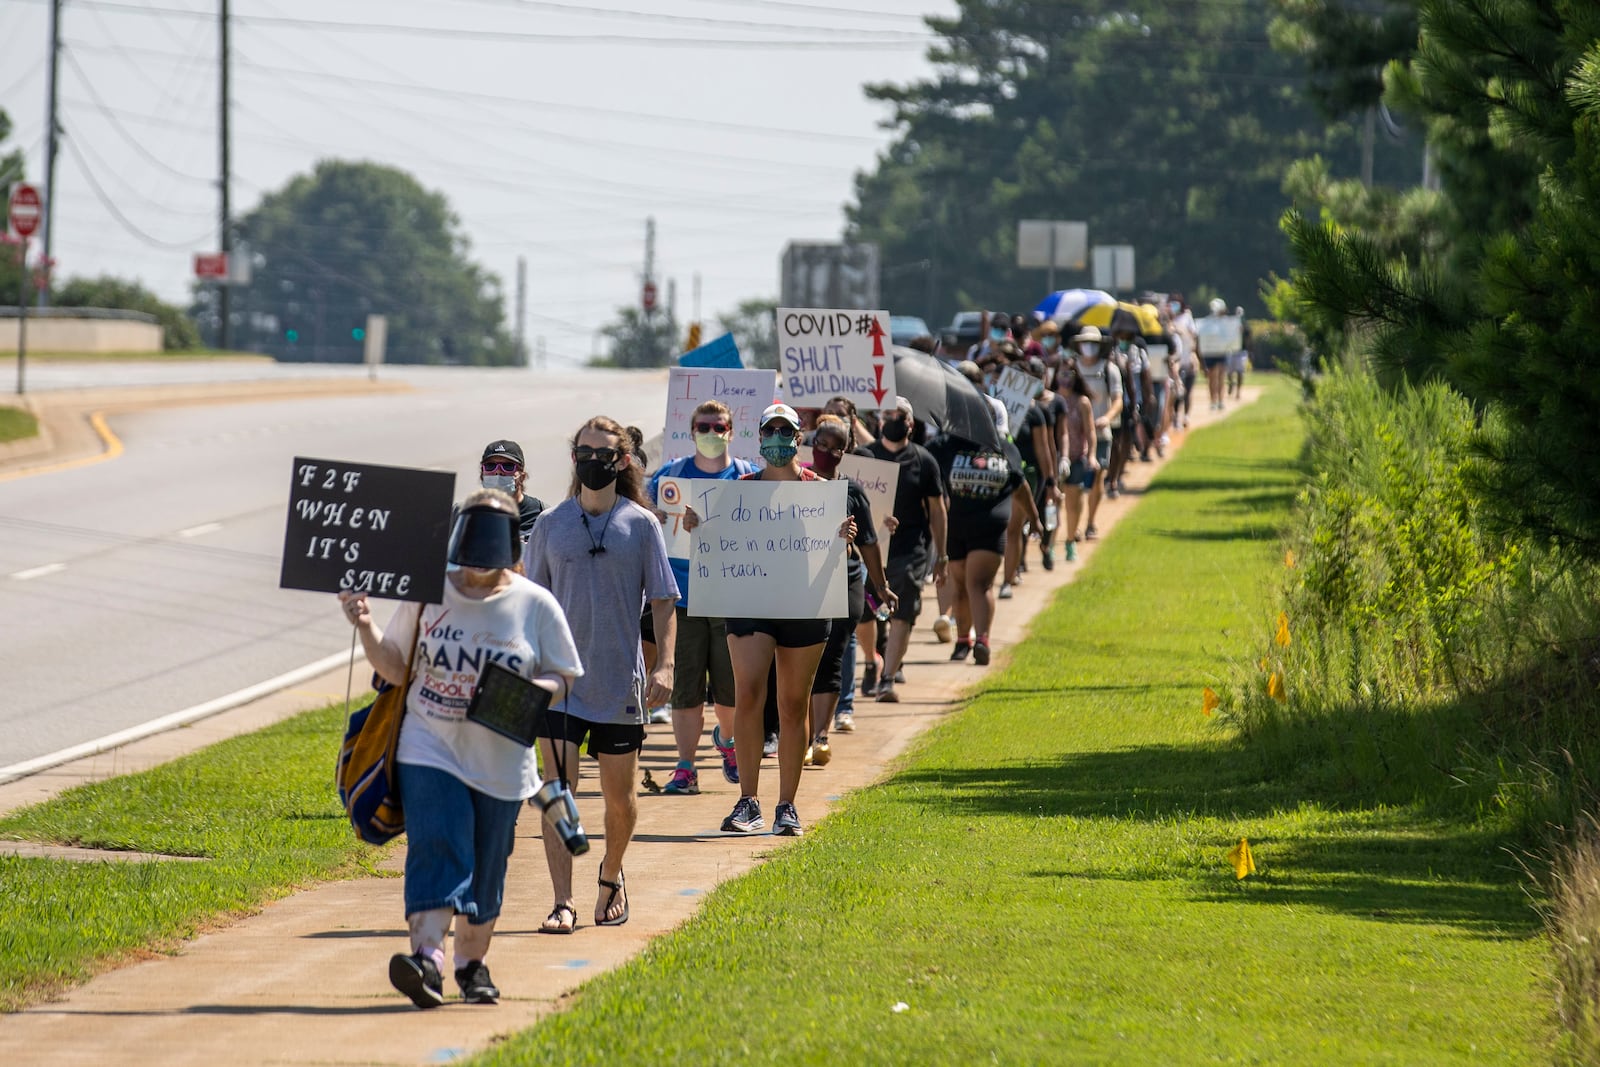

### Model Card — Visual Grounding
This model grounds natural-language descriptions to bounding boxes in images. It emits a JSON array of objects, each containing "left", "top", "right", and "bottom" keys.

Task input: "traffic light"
[
  {"left": 685, "top": 322, "right": 702, "bottom": 350},
  {"left": 285, "top": 329, "right": 299, "bottom": 343},
  {"left": 351, "top": 326, "right": 366, "bottom": 341}
]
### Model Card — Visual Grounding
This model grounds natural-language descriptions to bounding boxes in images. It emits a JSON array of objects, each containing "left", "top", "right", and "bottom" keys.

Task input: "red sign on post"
[
  {"left": 8, "top": 183, "right": 41, "bottom": 239},
  {"left": 194, "top": 252, "right": 229, "bottom": 279},
  {"left": 642, "top": 280, "right": 658, "bottom": 312}
]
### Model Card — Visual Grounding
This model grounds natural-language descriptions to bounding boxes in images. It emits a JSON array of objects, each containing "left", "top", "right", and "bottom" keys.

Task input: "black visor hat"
[{"left": 447, "top": 504, "right": 520, "bottom": 569}]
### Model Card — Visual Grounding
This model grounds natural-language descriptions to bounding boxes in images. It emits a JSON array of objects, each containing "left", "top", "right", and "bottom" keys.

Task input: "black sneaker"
[
  {"left": 721, "top": 796, "right": 764, "bottom": 833},
  {"left": 950, "top": 641, "right": 972, "bottom": 662},
  {"left": 861, "top": 662, "right": 878, "bottom": 695},
  {"left": 972, "top": 641, "right": 991, "bottom": 666},
  {"left": 389, "top": 952, "right": 444, "bottom": 1009},
  {"left": 455, "top": 960, "right": 500, "bottom": 1004},
  {"left": 772, "top": 801, "right": 803, "bottom": 837}
]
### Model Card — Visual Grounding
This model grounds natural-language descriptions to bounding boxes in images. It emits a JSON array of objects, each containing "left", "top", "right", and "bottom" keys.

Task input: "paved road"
[{"left": 0, "top": 365, "right": 667, "bottom": 769}]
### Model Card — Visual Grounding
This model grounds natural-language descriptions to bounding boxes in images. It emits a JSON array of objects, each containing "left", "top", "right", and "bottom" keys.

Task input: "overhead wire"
[
  {"left": 61, "top": 49, "right": 216, "bottom": 187},
  {"left": 61, "top": 134, "right": 216, "bottom": 249}
]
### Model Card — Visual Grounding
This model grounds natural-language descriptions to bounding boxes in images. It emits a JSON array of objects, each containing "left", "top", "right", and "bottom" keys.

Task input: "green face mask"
[{"left": 1117, "top": 340, "right": 1130, "bottom": 352}]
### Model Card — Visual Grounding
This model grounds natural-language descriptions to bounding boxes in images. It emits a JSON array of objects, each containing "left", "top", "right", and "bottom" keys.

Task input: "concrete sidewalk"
[{"left": 0, "top": 391, "right": 1260, "bottom": 1066}]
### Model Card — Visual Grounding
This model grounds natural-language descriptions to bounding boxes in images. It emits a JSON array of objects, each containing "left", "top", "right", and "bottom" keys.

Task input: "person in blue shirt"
[{"left": 646, "top": 399, "right": 758, "bottom": 796}]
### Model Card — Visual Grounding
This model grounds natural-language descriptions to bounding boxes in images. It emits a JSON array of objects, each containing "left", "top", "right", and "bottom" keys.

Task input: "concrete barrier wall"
[{"left": 0, "top": 318, "right": 163, "bottom": 353}]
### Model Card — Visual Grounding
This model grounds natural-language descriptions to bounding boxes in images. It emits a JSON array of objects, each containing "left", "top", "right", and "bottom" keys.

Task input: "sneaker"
[
  {"left": 877, "top": 683, "right": 900, "bottom": 703},
  {"left": 1041, "top": 548, "right": 1054, "bottom": 572},
  {"left": 763, "top": 732, "right": 779, "bottom": 758},
  {"left": 1065, "top": 541, "right": 1078, "bottom": 562},
  {"left": 712, "top": 726, "right": 738, "bottom": 785},
  {"left": 833, "top": 712, "right": 855, "bottom": 733},
  {"left": 950, "top": 641, "right": 972, "bottom": 662},
  {"left": 389, "top": 952, "right": 444, "bottom": 1009},
  {"left": 454, "top": 960, "right": 499, "bottom": 1004},
  {"left": 1106, "top": 487, "right": 1120, "bottom": 500},
  {"left": 894, "top": 669, "right": 906, "bottom": 684},
  {"left": 1085, "top": 525, "right": 1099, "bottom": 541},
  {"left": 721, "top": 796, "right": 764, "bottom": 834},
  {"left": 972, "top": 640, "right": 991, "bottom": 666},
  {"left": 810, "top": 737, "right": 831, "bottom": 767},
  {"left": 662, "top": 763, "right": 699, "bottom": 795},
  {"left": 772, "top": 801, "right": 803, "bottom": 836},
  {"left": 932, "top": 614, "right": 953, "bottom": 643},
  {"left": 647, "top": 705, "right": 672, "bottom": 725},
  {"left": 861, "top": 661, "right": 879, "bottom": 697},
  {"left": 803, "top": 744, "right": 814, "bottom": 767},
  {"left": 998, "top": 583, "right": 1014, "bottom": 600}
]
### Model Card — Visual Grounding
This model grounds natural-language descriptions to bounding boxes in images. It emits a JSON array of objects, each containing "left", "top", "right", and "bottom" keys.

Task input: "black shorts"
[
  {"left": 639, "top": 605, "right": 655, "bottom": 646},
  {"left": 542, "top": 711, "right": 645, "bottom": 757},
  {"left": 884, "top": 555, "right": 924, "bottom": 623},
  {"left": 946, "top": 515, "right": 1007, "bottom": 560},
  {"left": 1202, "top": 355, "right": 1226, "bottom": 370},
  {"left": 725, "top": 616, "right": 832, "bottom": 648},
  {"left": 810, "top": 615, "right": 853, "bottom": 695}
]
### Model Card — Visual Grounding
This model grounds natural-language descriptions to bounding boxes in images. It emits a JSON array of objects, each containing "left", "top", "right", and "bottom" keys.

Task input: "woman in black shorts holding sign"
[{"left": 721, "top": 403, "right": 857, "bottom": 838}]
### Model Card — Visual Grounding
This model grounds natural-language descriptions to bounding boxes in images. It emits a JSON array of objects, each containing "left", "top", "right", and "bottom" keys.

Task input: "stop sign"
[
  {"left": 642, "top": 280, "right": 658, "bottom": 312},
  {"left": 8, "top": 183, "right": 41, "bottom": 239}
]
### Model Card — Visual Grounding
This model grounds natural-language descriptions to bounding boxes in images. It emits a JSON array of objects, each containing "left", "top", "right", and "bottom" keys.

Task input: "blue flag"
[{"left": 678, "top": 332, "right": 743, "bottom": 369}]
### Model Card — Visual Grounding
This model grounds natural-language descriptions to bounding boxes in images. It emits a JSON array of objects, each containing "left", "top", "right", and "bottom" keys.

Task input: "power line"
[
  {"left": 61, "top": 49, "right": 215, "bottom": 186},
  {"left": 60, "top": 134, "right": 214, "bottom": 249},
  {"left": 0, "top": 54, "right": 47, "bottom": 102}
]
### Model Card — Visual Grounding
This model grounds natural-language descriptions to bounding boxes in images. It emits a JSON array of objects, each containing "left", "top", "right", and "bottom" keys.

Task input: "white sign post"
[
  {"left": 776, "top": 308, "right": 896, "bottom": 411},
  {"left": 687, "top": 479, "right": 849, "bottom": 619},
  {"left": 363, "top": 314, "right": 388, "bottom": 381},
  {"left": 993, "top": 365, "right": 1043, "bottom": 432},
  {"left": 662, "top": 366, "right": 777, "bottom": 465},
  {"left": 1092, "top": 245, "right": 1136, "bottom": 293}
]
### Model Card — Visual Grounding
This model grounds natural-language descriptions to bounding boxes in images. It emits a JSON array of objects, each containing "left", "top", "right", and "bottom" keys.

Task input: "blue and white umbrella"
[{"left": 1033, "top": 288, "right": 1116, "bottom": 325}]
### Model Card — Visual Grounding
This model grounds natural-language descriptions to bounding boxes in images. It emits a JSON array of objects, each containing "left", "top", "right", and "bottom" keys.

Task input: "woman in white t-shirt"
[{"left": 340, "top": 488, "right": 582, "bottom": 1011}]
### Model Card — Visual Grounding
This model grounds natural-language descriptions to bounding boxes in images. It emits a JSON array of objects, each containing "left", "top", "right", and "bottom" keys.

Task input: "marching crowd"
[{"left": 335, "top": 292, "right": 1250, "bottom": 1009}]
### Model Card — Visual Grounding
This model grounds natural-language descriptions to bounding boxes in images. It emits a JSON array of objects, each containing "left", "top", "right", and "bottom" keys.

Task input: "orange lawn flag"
[
  {"left": 1284, "top": 549, "right": 1296, "bottom": 568},
  {"left": 1227, "top": 838, "right": 1257, "bottom": 880},
  {"left": 1202, "top": 687, "right": 1220, "bottom": 716},
  {"left": 1267, "top": 672, "right": 1287, "bottom": 703},
  {"left": 1274, "top": 611, "right": 1291, "bottom": 647}
]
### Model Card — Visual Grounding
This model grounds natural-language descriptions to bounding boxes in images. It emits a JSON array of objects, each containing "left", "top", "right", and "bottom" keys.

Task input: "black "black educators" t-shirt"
[{"left": 925, "top": 436, "right": 1025, "bottom": 526}]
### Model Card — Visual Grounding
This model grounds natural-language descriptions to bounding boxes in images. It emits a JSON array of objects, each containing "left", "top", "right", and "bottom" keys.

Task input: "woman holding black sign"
[{"left": 339, "top": 488, "right": 582, "bottom": 1011}]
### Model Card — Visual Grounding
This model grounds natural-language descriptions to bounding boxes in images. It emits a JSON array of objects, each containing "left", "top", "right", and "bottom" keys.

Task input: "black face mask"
[
  {"left": 881, "top": 419, "right": 910, "bottom": 443},
  {"left": 575, "top": 458, "right": 620, "bottom": 491},
  {"left": 447, "top": 506, "right": 520, "bottom": 569}
]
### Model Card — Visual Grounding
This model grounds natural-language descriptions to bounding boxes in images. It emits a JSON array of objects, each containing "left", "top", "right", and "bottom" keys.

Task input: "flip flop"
[
  {"left": 596, "top": 873, "right": 629, "bottom": 927},
  {"left": 539, "top": 903, "right": 577, "bottom": 935}
]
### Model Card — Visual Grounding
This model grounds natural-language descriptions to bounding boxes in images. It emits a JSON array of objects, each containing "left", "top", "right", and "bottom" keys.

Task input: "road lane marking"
[
  {"left": 0, "top": 648, "right": 367, "bottom": 786},
  {"left": 177, "top": 522, "right": 223, "bottom": 538},
  {"left": 11, "top": 562, "right": 66, "bottom": 580},
  {"left": 0, "top": 409, "right": 124, "bottom": 483}
]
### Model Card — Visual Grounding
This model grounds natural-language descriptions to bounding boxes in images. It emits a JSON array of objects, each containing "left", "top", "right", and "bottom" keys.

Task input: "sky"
[{"left": 0, "top": 0, "right": 956, "bottom": 364}]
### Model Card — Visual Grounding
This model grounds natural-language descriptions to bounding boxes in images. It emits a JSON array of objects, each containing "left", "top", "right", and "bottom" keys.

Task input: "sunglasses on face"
[
  {"left": 760, "top": 423, "right": 797, "bottom": 439},
  {"left": 694, "top": 421, "right": 730, "bottom": 434},
  {"left": 573, "top": 446, "right": 621, "bottom": 464},
  {"left": 481, "top": 461, "right": 521, "bottom": 475},
  {"left": 813, "top": 442, "right": 844, "bottom": 457},
  {"left": 882, "top": 412, "right": 907, "bottom": 424}
]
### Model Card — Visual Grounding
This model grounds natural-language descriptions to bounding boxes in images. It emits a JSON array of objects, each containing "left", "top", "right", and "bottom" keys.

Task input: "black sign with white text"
[{"left": 279, "top": 457, "right": 455, "bottom": 604}]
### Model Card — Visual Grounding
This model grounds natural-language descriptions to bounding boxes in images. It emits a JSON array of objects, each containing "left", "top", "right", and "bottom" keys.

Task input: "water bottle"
[
  {"left": 1043, "top": 503, "right": 1059, "bottom": 532},
  {"left": 874, "top": 598, "right": 893, "bottom": 623}
]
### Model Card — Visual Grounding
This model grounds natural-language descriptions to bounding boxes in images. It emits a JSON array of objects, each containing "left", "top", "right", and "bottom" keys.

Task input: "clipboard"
[{"left": 465, "top": 661, "right": 552, "bottom": 747}]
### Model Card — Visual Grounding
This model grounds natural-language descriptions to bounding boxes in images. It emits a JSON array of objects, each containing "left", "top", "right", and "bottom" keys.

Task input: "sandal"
[
  {"left": 539, "top": 902, "right": 577, "bottom": 935},
  {"left": 596, "top": 872, "right": 629, "bottom": 927}
]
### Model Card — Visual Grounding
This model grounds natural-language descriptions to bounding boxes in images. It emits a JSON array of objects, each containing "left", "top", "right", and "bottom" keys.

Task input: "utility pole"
[
  {"left": 692, "top": 271, "right": 701, "bottom": 324},
  {"left": 218, "top": 0, "right": 233, "bottom": 350},
  {"left": 514, "top": 255, "right": 527, "bottom": 365},
  {"left": 642, "top": 216, "right": 656, "bottom": 364},
  {"left": 667, "top": 278, "right": 677, "bottom": 327},
  {"left": 39, "top": 0, "right": 62, "bottom": 307}
]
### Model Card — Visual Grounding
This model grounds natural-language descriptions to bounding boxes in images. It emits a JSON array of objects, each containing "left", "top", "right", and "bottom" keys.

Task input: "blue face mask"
[
  {"left": 760, "top": 433, "right": 798, "bottom": 466},
  {"left": 990, "top": 328, "right": 1008, "bottom": 341}
]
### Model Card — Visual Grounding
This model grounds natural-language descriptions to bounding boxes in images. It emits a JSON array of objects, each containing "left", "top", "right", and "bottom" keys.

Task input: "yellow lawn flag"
[
  {"left": 1228, "top": 838, "right": 1257, "bottom": 880},
  {"left": 1202, "top": 687, "right": 1220, "bottom": 716},
  {"left": 1274, "top": 611, "right": 1292, "bottom": 647},
  {"left": 1267, "top": 672, "right": 1287, "bottom": 703},
  {"left": 1284, "top": 549, "right": 1296, "bottom": 569}
]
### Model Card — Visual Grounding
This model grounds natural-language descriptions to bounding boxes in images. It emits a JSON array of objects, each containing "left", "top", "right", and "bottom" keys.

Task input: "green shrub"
[{"left": 1248, "top": 319, "right": 1308, "bottom": 370}]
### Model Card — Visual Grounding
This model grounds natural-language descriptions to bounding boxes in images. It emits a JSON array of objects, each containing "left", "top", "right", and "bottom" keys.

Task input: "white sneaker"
[
  {"left": 647, "top": 705, "right": 671, "bottom": 725},
  {"left": 998, "top": 583, "right": 1014, "bottom": 600},
  {"left": 932, "top": 614, "right": 954, "bottom": 643}
]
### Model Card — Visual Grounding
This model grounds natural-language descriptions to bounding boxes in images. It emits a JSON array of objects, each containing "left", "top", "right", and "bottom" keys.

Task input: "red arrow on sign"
[
  {"left": 867, "top": 316, "right": 886, "bottom": 358},
  {"left": 871, "top": 365, "right": 887, "bottom": 406},
  {"left": 8, "top": 183, "right": 41, "bottom": 239}
]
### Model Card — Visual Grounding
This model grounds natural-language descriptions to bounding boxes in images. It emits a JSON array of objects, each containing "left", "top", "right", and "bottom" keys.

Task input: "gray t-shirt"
[
  {"left": 1078, "top": 357, "right": 1123, "bottom": 442},
  {"left": 523, "top": 496, "right": 678, "bottom": 725}
]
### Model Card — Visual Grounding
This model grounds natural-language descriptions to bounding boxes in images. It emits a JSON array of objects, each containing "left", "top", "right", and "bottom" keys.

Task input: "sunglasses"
[
  {"left": 812, "top": 442, "right": 844, "bottom": 456},
  {"left": 760, "top": 423, "right": 798, "bottom": 439},
  {"left": 481, "top": 461, "right": 521, "bottom": 475},
  {"left": 573, "top": 446, "right": 622, "bottom": 464},
  {"left": 694, "top": 421, "right": 730, "bottom": 434}
]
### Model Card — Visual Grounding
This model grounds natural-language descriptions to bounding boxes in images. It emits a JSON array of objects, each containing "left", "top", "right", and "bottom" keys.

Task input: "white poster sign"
[
  {"left": 687, "top": 478, "right": 849, "bottom": 620},
  {"left": 662, "top": 367, "right": 777, "bottom": 465},
  {"left": 796, "top": 446, "right": 899, "bottom": 549},
  {"left": 993, "top": 366, "right": 1042, "bottom": 433},
  {"left": 777, "top": 307, "right": 897, "bottom": 411},
  {"left": 1196, "top": 314, "right": 1244, "bottom": 356},
  {"left": 655, "top": 476, "right": 695, "bottom": 557}
]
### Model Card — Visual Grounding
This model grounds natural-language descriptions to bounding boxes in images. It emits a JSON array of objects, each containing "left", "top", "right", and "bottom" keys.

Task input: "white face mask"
[
  {"left": 481, "top": 473, "right": 516, "bottom": 494},
  {"left": 1077, "top": 344, "right": 1099, "bottom": 359}
]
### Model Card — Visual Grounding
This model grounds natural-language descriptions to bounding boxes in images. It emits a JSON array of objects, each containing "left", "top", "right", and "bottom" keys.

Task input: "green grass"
[
  {"left": 0, "top": 703, "right": 384, "bottom": 1011},
  {"left": 473, "top": 380, "right": 1554, "bottom": 1065},
  {"left": 0, "top": 404, "right": 38, "bottom": 443}
]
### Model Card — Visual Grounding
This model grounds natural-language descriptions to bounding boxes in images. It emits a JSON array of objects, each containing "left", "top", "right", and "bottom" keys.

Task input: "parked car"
[
  {"left": 944, "top": 311, "right": 984, "bottom": 349},
  {"left": 889, "top": 315, "right": 931, "bottom": 347}
]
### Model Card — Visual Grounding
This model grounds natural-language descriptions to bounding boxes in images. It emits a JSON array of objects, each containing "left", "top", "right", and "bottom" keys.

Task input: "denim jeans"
[
  {"left": 837, "top": 632, "right": 857, "bottom": 713},
  {"left": 397, "top": 762, "right": 522, "bottom": 923}
]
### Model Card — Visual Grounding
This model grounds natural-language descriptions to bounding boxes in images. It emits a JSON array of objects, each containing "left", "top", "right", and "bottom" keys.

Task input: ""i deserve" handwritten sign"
[{"left": 686, "top": 478, "right": 848, "bottom": 619}]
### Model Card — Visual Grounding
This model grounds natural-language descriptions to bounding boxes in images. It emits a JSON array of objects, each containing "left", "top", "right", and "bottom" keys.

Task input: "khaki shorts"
[{"left": 670, "top": 607, "right": 735, "bottom": 709}]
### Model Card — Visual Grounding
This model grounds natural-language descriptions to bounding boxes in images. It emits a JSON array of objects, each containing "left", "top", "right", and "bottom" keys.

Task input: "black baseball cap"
[{"left": 481, "top": 440, "right": 524, "bottom": 466}]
